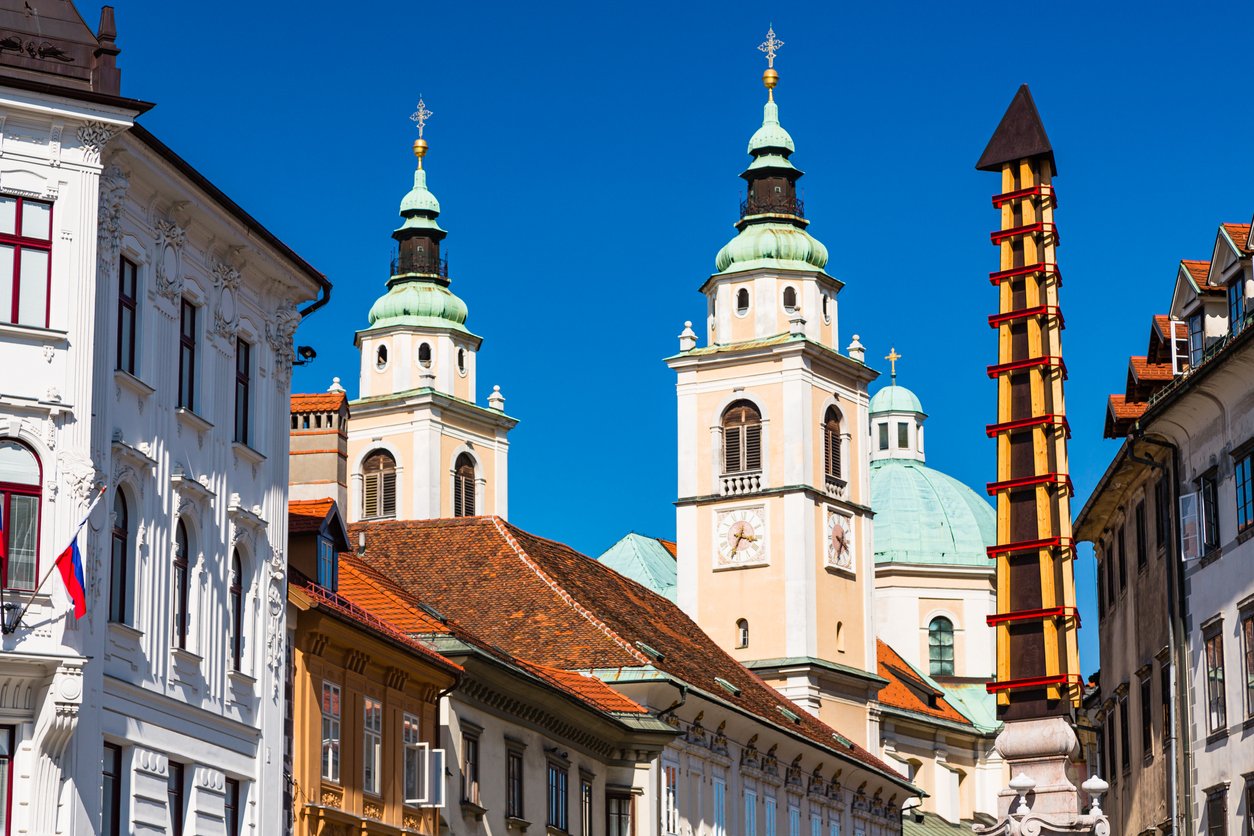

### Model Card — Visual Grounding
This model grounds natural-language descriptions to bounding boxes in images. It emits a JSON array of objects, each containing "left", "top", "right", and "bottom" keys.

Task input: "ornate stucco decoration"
[
  {"left": 266, "top": 301, "right": 301, "bottom": 383},
  {"left": 227, "top": 494, "right": 267, "bottom": 553},
  {"left": 210, "top": 259, "right": 243, "bottom": 340},
  {"left": 76, "top": 121, "right": 115, "bottom": 163},
  {"left": 29, "top": 660, "right": 86, "bottom": 835},
  {"left": 153, "top": 219, "right": 186, "bottom": 301},
  {"left": 264, "top": 548, "right": 286, "bottom": 699}
]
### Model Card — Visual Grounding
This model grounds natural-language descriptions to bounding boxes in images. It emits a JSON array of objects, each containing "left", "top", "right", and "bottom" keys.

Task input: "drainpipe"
[
  {"left": 1131, "top": 430, "right": 1192, "bottom": 836},
  {"left": 298, "top": 281, "right": 331, "bottom": 318}
]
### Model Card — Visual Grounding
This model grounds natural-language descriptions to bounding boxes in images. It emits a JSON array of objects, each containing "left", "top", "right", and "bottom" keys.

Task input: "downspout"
[
  {"left": 298, "top": 281, "right": 331, "bottom": 319},
  {"left": 1131, "top": 430, "right": 1192, "bottom": 836}
]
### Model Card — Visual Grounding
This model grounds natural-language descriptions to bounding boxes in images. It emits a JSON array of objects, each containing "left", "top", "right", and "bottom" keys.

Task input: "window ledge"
[
  {"left": 545, "top": 827, "right": 570, "bottom": 836},
  {"left": 0, "top": 321, "right": 67, "bottom": 344},
  {"left": 114, "top": 368, "right": 155, "bottom": 398},
  {"left": 1199, "top": 548, "right": 1223, "bottom": 569},
  {"left": 461, "top": 800, "right": 487, "bottom": 821},
  {"left": 232, "top": 441, "right": 266, "bottom": 465},
  {"left": 228, "top": 669, "right": 257, "bottom": 690},
  {"left": 107, "top": 620, "right": 144, "bottom": 641},
  {"left": 1237, "top": 527, "right": 1254, "bottom": 546},
  {"left": 506, "top": 816, "right": 532, "bottom": 831},
  {"left": 1207, "top": 728, "right": 1229, "bottom": 745},
  {"left": 714, "top": 559, "right": 771, "bottom": 573},
  {"left": 175, "top": 407, "right": 213, "bottom": 434}
]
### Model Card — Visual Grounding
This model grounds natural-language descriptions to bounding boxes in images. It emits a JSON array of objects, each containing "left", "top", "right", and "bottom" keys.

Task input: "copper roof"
[{"left": 350, "top": 516, "right": 905, "bottom": 779}]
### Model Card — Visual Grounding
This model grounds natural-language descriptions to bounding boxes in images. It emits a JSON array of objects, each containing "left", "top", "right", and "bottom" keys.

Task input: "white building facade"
[{"left": 0, "top": 5, "right": 327, "bottom": 834}]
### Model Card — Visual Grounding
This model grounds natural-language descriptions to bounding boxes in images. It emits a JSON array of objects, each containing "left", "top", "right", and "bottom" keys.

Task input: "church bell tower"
[
  {"left": 346, "top": 102, "right": 517, "bottom": 523},
  {"left": 667, "top": 31, "right": 882, "bottom": 733}
]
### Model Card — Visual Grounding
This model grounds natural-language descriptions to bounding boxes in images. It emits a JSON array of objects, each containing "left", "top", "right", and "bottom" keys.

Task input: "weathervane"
[
  {"left": 410, "top": 97, "right": 433, "bottom": 167},
  {"left": 885, "top": 347, "right": 902, "bottom": 381},
  {"left": 758, "top": 26, "right": 784, "bottom": 68}
]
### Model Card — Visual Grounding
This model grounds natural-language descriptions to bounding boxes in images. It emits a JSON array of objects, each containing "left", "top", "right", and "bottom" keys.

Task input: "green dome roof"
[
  {"left": 870, "top": 459, "right": 995, "bottom": 568},
  {"left": 870, "top": 384, "right": 923, "bottom": 415},
  {"left": 715, "top": 222, "right": 829, "bottom": 274},
  {"left": 400, "top": 168, "right": 440, "bottom": 216},
  {"left": 748, "top": 100, "right": 795, "bottom": 154},
  {"left": 367, "top": 281, "right": 470, "bottom": 333}
]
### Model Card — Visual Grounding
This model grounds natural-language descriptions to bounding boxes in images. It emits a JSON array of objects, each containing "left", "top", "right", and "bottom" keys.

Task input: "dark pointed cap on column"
[{"left": 975, "top": 84, "right": 1055, "bottom": 175}]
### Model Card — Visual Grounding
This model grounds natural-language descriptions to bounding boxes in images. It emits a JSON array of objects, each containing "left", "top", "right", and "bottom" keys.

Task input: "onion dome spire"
[
  {"left": 367, "top": 99, "right": 471, "bottom": 334},
  {"left": 715, "top": 29, "right": 828, "bottom": 275}
]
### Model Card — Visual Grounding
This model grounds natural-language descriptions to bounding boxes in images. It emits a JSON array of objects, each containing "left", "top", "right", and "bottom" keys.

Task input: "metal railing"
[
  {"left": 391, "top": 252, "right": 449, "bottom": 278},
  {"left": 740, "top": 195, "right": 804, "bottom": 218}
]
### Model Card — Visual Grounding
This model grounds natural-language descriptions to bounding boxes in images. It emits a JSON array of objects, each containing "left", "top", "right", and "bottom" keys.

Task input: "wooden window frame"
[
  {"left": 321, "top": 681, "right": 341, "bottom": 782},
  {"left": 362, "top": 696, "right": 383, "bottom": 796},
  {"left": 461, "top": 731, "right": 481, "bottom": 805},
  {"left": 1206, "top": 787, "right": 1227, "bottom": 836},
  {"left": 1200, "top": 472, "right": 1221, "bottom": 554},
  {"left": 928, "top": 616, "right": 955, "bottom": 676},
  {"left": 546, "top": 760, "right": 569, "bottom": 832},
  {"left": 167, "top": 760, "right": 186, "bottom": 836},
  {"left": 0, "top": 440, "right": 42, "bottom": 592},
  {"left": 234, "top": 338, "right": 251, "bottom": 446},
  {"left": 224, "top": 778, "right": 240, "bottom": 836},
  {"left": 722, "top": 402, "right": 762, "bottom": 475},
  {"left": 362, "top": 451, "right": 398, "bottom": 519},
  {"left": 822, "top": 409, "right": 842, "bottom": 482},
  {"left": 506, "top": 745, "right": 525, "bottom": 819},
  {"left": 1205, "top": 628, "right": 1227, "bottom": 734},
  {"left": 1134, "top": 501, "right": 1148, "bottom": 570},
  {"left": 0, "top": 195, "right": 53, "bottom": 328},
  {"left": 1118, "top": 693, "right": 1130, "bottom": 774},
  {"left": 109, "top": 492, "right": 129, "bottom": 624},
  {"left": 453, "top": 454, "right": 476, "bottom": 518},
  {"left": 102, "top": 740, "right": 123, "bottom": 836},
  {"left": 607, "top": 791, "right": 634, "bottom": 836},
  {"left": 1229, "top": 277, "right": 1247, "bottom": 335},
  {"left": 1235, "top": 451, "right": 1253, "bottom": 535},
  {"left": 228, "top": 551, "right": 244, "bottom": 672},
  {"left": 116, "top": 255, "right": 138, "bottom": 374},
  {"left": 1139, "top": 674, "right": 1153, "bottom": 758},
  {"left": 1243, "top": 613, "right": 1254, "bottom": 720},
  {"left": 172, "top": 521, "right": 190, "bottom": 650},
  {"left": 316, "top": 536, "right": 337, "bottom": 591}
]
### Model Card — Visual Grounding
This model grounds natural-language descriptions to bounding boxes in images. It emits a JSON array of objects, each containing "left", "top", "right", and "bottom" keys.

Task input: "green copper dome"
[
  {"left": 400, "top": 168, "right": 441, "bottom": 216},
  {"left": 870, "top": 384, "right": 924, "bottom": 415},
  {"left": 870, "top": 458, "right": 996, "bottom": 567},
  {"left": 367, "top": 281, "right": 470, "bottom": 333},
  {"left": 748, "top": 100, "right": 795, "bottom": 154},
  {"left": 715, "top": 222, "right": 828, "bottom": 274}
]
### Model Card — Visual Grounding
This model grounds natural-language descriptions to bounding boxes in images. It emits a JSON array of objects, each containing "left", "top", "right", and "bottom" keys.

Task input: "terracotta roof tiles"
[
  {"left": 288, "top": 498, "right": 336, "bottom": 534},
  {"left": 1129, "top": 356, "right": 1172, "bottom": 384},
  {"left": 875, "top": 641, "right": 971, "bottom": 726},
  {"left": 1108, "top": 394, "right": 1147, "bottom": 421},
  {"left": 1223, "top": 223, "right": 1252, "bottom": 254},
  {"left": 291, "top": 392, "right": 347, "bottom": 413},
  {"left": 350, "top": 516, "right": 907, "bottom": 782}
]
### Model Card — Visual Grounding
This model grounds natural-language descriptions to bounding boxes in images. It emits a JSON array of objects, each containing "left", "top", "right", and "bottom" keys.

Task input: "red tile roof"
[
  {"left": 875, "top": 641, "right": 971, "bottom": 726},
  {"left": 350, "top": 516, "right": 906, "bottom": 781},
  {"left": 1128, "top": 356, "right": 1172, "bottom": 385},
  {"left": 1223, "top": 223, "right": 1252, "bottom": 254},
  {"left": 288, "top": 498, "right": 336, "bottom": 534},
  {"left": 1108, "top": 394, "right": 1147, "bottom": 421},
  {"left": 291, "top": 392, "right": 348, "bottom": 413},
  {"left": 1152, "top": 315, "right": 1186, "bottom": 343},
  {"left": 334, "top": 552, "right": 649, "bottom": 717},
  {"left": 1180, "top": 260, "right": 1211, "bottom": 285},
  {"left": 659, "top": 539, "right": 678, "bottom": 559}
]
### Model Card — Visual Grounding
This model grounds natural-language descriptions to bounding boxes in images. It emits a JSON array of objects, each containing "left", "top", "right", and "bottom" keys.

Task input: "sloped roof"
[
  {"left": 334, "top": 552, "right": 649, "bottom": 717},
  {"left": 876, "top": 641, "right": 972, "bottom": 727},
  {"left": 597, "top": 533, "right": 678, "bottom": 601},
  {"left": 940, "top": 683, "right": 1000, "bottom": 733},
  {"left": 289, "top": 498, "right": 337, "bottom": 533},
  {"left": 351, "top": 516, "right": 908, "bottom": 782},
  {"left": 1222, "top": 223, "right": 1252, "bottom": 254},
  {"left": 291, "top": 391, "right": 348, "bottom": 414},
  {"left": 975, "top": 85, "right": 1055, "bottom": 174}
]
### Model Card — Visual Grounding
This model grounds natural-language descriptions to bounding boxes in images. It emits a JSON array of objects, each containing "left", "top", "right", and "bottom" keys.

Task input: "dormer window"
[
  {"left": 1229, "top": 277, "right": 1247, "bottom": 335},
  {"left": 736, "top": 288, "right": 750, "bottom": 317}
]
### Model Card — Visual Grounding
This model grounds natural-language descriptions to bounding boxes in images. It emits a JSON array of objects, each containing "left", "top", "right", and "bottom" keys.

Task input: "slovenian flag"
[{"left": 55, "top": 536, "right": 87, "bottom": 619}]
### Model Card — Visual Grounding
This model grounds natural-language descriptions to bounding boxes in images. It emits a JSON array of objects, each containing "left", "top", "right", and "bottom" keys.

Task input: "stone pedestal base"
[{"left": 974, "top": 717, "right": 1111, "bottom": 836}]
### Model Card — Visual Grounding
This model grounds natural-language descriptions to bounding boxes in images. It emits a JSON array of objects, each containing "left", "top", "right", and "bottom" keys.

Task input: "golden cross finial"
[
  {"left": 410, "top": 97, "right": 433, "bottom": 139},
  {"left": 886, "top": 347, "right": 902, "bottom": 381},
  {"left": 758, "top": 26, "right": 784, "bottom": 69}
]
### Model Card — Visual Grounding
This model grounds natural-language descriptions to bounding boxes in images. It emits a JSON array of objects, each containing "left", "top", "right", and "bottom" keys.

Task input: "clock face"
[
  {"left": 717, "top": 508, "right": 765, "bottom": 566},
  {"left": 827, "top": 511, "right": 853, "bottom": 570}
]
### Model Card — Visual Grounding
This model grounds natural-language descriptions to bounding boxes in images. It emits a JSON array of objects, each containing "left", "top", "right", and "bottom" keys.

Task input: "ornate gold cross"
[{"left": 885, "top": 347, "right": 902, "bottom": 380}]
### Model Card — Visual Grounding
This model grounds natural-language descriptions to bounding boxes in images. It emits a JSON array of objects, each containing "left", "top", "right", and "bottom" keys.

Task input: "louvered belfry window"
[
  {"left": 823, "top": 407, "right": 842, "bottom": 481},
  {"left": 722, "top": 401, "right": 762, "bottom": 474},
  {"left": 362, "top": 451, "right": 397, "bottom": 519},
  {"left": 453, "top": 453, "right": 476, "bottom": 517}
]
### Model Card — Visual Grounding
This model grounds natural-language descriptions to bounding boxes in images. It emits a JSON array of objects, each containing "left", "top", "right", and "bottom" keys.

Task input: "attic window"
[
  {"left": 418, "top": 602, "right": 447, "bottom": 623},
  {"left": 714, "top": 677, "right": 741, "bottom": 697},
  {"left": 634, "top": 641, "right": 665, "bottom": 662},
  {"left": 776, "top": 706, "right": 801, "bottom": 724}
]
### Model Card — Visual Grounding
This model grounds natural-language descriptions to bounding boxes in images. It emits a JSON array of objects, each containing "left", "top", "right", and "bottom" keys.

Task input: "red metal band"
[
  {"left": 986, "top": 673, "right": 1082, "bottom": 695},
  {"left": 985, "top": 355, "right": 1068, "bottom": 378},
  {"left": 985, "top": 473, "right": 1074, "bottom": 495},
  {"left": 988, "top": 262, "right": 1061, "bottom": 285},
  {"left": 986, "top": 606, "right": 1081, "bottom": 627},
  {"left": 986, "top": 535, "right": 1074, "bottom": 558},
  {"left": 990, "top": 222, "right": 1057, "bottom": 245},
  {"left": 984, "top": 414, "right": 1071, "bottom": 438},
  {"left": 987, "top": 305, "right": 1065, "bottom": 329},
  {"left": 991, "top": 184, "right": 1057, "bottom": 209}
]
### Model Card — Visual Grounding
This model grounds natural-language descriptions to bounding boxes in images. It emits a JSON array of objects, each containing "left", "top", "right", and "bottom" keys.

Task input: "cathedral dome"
[
  {"left": 870, "top": 458, "right": 995, "bottom": 567},
  {"left": 715, "top": 222, "right": 829, "bottom": 274},
  {"left": 367, "top": 281, "right": 470, "bottom": 332},
  {"left": 869, "top": 384, "right": 923, "bottom": 415}
]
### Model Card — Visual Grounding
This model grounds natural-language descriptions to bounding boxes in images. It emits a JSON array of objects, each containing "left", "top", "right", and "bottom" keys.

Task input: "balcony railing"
[
  {"left": 740, "top": 195, "right": 804, "bottom": 219},
  {"left": 824, "top": 474, "right": 848, "bottom": 500},
  {"left": 721, "top": 470, "right": 762, "bottom": 496},
  {"left": 391, "top": 252, "right": 449, "bottom": 278}
]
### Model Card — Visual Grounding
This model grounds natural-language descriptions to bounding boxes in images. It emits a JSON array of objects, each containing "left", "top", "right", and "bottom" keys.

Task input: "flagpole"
[{"left": 2, "top": 484, "right": 107, "bottom": 633}]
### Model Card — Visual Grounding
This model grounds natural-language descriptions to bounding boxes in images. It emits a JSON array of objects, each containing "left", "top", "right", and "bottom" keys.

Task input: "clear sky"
[{"left": 97, "top": 0, "right": 1254, "bottom": 676}]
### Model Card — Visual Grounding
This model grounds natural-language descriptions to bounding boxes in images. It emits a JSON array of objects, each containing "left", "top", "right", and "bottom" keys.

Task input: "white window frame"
[
  {"left": 745, "top": 789, "right": 758, "bottom": 836},
  {"left": 321, "top": 682, "right": 341, "bottom": 782},
  {"left": 363, "top": 696, "right": 383, "bottom": 795},
  {"left": 764, "top": 795, "right": 777, "bottom": 836},
  {"left": 713, "top": 776, "right": 727, "bottom": 836},
  {"left": 403, "top": 712, "right": 428, "bottom": 805},
  {"left": 663, "top": 760, "right": 680, "bottom": 835}
]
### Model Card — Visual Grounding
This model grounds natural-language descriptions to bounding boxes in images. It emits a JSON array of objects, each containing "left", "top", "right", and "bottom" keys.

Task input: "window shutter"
[
  {"left": 382, "top": 472, "right": 397, "bottom": 517},
  {"left": 724, "top": 427, "right": 742, "bottom": 474},
  {"left": 464, "top": 473, "right": 476, "bottom": 516},
  {"left": 745, "top": 424, "right": 761, "bottom": 471},
  {"left": 364, "top": 473, "right": 379, "bottom": 518}
]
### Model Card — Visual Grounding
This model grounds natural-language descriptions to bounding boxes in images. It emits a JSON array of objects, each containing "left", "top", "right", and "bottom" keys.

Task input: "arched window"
[
  {"left": 229, "top": 551, "right": 244, "bottom": 672},
  {"left": 453, "top": 454, "right": 476, "bottom": 518},
  {"left": 173, "top": 521, "right": 191, "bottom": 650},
  {"left": 722, "top": 401, "right": 762, "bottom": 475},
  {"left": 736, "top": 288, "right": 750, "bottom": 316},
  {"left": 418, "top": 343, "right": 432, "bottom": 368},
  {"left": 109, "top": 491, "right": 130, "bottom": 624},
  {"left": 375, "top": 344, "right": 388, "bottom": 370},
  {"left": 782, "top": 286, "right": 797, "bottom": 313},
  {"left": 362, "top": 451, "right": 397, "bottom": 519},
  {"left": 457, "top": 348, "right": 466, "bottom": 375},
  {"left": 0, "top": 440, "right": 40, "bottom": 591},
  {"left": 928, "top": 616, "right": 955, "bottom": 676},
  {"left": 836, "top": 621, "right": 846, "bottom": 653},
  {"left": 736, "top": 619, "right": 749, "bottom": 649},
  {"left": 823, "top": 407, "right": 842, "bottom": 482}
]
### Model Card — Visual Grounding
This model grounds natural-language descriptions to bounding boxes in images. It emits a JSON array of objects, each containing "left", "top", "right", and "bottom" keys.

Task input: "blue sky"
[{"left": 101, "top": 0, "right": 1254, "bottom": 675}]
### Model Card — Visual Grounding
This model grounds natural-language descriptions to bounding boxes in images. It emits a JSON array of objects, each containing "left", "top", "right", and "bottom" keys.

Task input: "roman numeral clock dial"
[{"left": 717, "top": 508, "right": 765, "bottom": 567}]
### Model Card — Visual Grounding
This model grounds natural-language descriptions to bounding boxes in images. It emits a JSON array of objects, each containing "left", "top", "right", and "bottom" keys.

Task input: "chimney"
[{"left": 289, "top": 391, "right": 350, "bottom": 513}]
